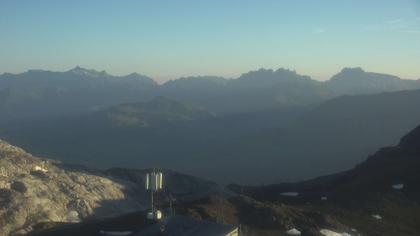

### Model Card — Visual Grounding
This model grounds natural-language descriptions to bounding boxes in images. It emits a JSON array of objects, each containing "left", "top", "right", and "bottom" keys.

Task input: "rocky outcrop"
[
  {"left": 0, "top": 140, "right": 221, "bottom": 236},
  {"left": 0, "top": 140, "right": 144, "bottom": 236}
]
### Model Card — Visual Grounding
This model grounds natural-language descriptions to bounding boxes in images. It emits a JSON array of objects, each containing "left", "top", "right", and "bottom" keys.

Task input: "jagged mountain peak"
[
  {"left": 240, "top": 67, "right": 297, "bottom": 78},
  {"left": 237, "top": 67, "right": 313, "bottom": 83},
  {"left": 68, "top": 66, "right": 109, "bottom": 77},
  {"left": 330, "top": 67, "right": 400, "bottom": 81}
]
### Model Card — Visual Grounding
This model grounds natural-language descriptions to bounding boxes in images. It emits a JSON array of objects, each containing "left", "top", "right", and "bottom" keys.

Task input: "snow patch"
[
  {"left": 372, "top": 214, "right": 382, "bottom": 220},
  {"left": 280, "top": 192, "right": 299, "bottom": 197},
  {"left": 286, "top": 228, "right": 301, "bottom": 235},
  {"left": 320, "top": 229, "right": 351, "bottom": 236},
  {"left": 392, "top": 184, "right": 404, "bottom": 190},
  {"left": 33, "top": 166, "right": 48, "bottom": 173}
]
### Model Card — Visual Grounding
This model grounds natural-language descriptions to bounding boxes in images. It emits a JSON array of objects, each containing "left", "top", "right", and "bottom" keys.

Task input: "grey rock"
[
  {"left": 11, "top": 182, "right": 27, "bottom": 194},
  {"left": 0, "top": 139, "right": 222, "bottom": 236},
  {"left": 30, "top": 170, "right": 49, "bottom": 180}
]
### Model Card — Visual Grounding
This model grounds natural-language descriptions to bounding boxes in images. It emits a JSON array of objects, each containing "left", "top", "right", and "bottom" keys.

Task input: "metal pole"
[{"left": 151, "top": 188, "right": 154, "bottom": 217}]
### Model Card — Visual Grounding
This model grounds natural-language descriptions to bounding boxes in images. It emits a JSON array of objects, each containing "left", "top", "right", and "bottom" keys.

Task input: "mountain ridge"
[
  {"left": 3, "top": 66, "right": 418, "bottom": 82},
  {"left": 326, "top": 67, "right": 420, "bottom": 94},
  {"left": 1, "top": 66, "right": 419, "bottom": 121},
  {"left": 230, "top": 123, "right": 420, "bottom": 201}
]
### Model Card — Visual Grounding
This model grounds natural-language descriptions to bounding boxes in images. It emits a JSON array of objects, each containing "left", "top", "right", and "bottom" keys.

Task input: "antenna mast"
[{"left": 145, "top": 169, "right": 163, "bottom": 221}]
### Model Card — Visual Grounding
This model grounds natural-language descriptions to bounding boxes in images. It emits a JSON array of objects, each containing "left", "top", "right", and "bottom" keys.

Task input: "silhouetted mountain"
[
  {"left": 230, "top": 124, "right": 420, "bottom": 202},
  {"left": 326, "top": 67, "right": 420, "bottom": 94},
  {"left": 1, "top": 67, "right": 419, "bottom": 123},
  {"left": 0, "top": 67, "right": 158, "bottom": 123},
  {"left": 227, "top": 125, "right": 420, "bottom": 235},
  {"left": 160, "top": 68, "right": 420, "bottom": 113},
  {"left": 235, "top": 68, "right": 314, "bottom": 85},
  {"left": 68, "top": 66, "right": 109, "bottom": 77},
  {"left": 229, "top": 68, "right": 331, "bottom": 111},
  {"left": 161, "top": 68, "right": 332, "bottom": 113}
]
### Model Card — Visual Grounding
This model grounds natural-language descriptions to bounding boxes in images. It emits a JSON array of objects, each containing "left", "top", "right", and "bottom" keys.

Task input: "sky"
[{"left": 0, "top": 0, "right": 419, "bottom": 82}]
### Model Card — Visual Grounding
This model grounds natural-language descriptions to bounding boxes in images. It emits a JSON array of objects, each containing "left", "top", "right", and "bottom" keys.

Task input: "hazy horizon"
[
  {"left": 1, "top": 0, "right": 420, "bottom": 83},
  {"left": 2, "top": 65, "right": 420, "bottom": 84}
]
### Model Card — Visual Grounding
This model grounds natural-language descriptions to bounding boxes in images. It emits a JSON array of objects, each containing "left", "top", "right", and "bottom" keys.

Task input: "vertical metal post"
[{"left": 151, "top": 184, "right": 154, "bottom": 215}]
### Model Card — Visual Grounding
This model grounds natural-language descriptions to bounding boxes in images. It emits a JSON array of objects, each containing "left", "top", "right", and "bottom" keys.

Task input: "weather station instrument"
[{"left": 145, "top": 170, "right": 163, "bottom": 221}]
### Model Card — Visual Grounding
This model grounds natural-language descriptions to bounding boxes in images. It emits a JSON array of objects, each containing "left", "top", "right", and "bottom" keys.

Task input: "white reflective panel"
[
  {"left": 145, "top": 173, "right": 150, "bottom": 190},
  {"left": 145, "top": 172, "right": 163, "bottom": 191}
]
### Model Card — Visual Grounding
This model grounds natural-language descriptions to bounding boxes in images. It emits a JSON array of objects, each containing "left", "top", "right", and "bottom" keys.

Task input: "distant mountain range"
[
  {"left": 160, "top": 68, "right": 330, "bottom": 113},
  {"left": 1, "top": 66, "right": 420, "bottom": 184},
  {"left": 2, "top": 88, "right": 420, "bottom": 184},
  {"left": 1, "top": 66, "right": 419, "bottom": 123},
  {"left": 0, "top": 67, "right": 157, "bottom": 123}
]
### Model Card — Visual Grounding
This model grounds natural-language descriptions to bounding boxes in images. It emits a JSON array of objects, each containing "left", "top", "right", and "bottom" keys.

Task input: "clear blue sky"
[{"left": 1, "top": 0, "right": 419, "bottom": 82}]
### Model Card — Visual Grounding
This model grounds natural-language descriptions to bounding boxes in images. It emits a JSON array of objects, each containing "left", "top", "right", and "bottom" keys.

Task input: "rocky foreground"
[
  {"left": 26, "top": 125, "right": 420, "bottom": 236},
  {"left": 2, "top": 124, "right": 420, "bottom": 236},
  {"left": 0, "top": 140, "right": 221, "bottom": 236},
  {"left": 227, "top": 124, "right": 420, "bottom": 236}
]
